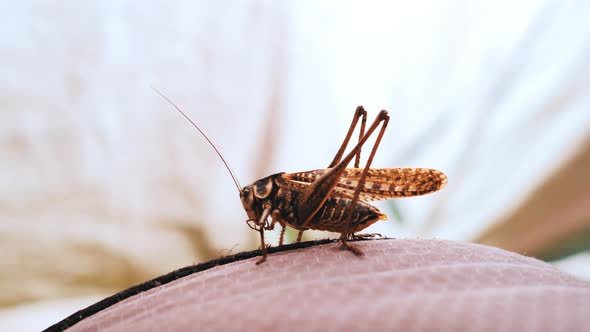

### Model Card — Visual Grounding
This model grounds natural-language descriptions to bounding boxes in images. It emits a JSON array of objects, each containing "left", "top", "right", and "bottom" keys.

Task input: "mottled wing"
[
  {"left": 284, "top": 168, "right": 447, "bottom": 201},
  {"left": 336, "top": 168, "right": 447, "bottom": 200}
]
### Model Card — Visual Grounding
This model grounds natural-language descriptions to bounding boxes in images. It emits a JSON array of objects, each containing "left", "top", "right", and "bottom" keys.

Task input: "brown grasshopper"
[{"left": 154, "top": 88, "right": 447, "bottom": 264}]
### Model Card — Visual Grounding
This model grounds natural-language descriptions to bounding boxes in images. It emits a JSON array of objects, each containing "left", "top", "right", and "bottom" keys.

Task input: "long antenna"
[{"left": 151, "top": 87, "right": 242, "bottom": 192}]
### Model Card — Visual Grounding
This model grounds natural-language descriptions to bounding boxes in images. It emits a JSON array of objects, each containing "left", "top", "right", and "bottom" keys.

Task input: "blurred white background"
[{"left": 1, "top": 1, "right": 589, "bottom": 330}]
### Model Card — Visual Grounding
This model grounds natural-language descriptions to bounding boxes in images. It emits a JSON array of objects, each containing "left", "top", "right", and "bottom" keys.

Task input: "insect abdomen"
[{"left": 310, "top": 196, "right": 386, "bottom": 233}]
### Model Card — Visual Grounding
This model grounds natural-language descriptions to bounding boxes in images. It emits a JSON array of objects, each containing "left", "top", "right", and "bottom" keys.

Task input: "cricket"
[{"left": 153, "top": 88, "right": 448, "bottom": 264}]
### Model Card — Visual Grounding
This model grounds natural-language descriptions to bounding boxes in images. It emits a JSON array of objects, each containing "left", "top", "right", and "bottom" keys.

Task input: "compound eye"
[{"left": 241, "top": 187, "right": 254, "bottom": 202}]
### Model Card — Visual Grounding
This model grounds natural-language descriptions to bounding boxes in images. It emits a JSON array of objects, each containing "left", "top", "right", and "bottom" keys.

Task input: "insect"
[{"left": 153, "top": 88, "right": 447, "bottom": 264}]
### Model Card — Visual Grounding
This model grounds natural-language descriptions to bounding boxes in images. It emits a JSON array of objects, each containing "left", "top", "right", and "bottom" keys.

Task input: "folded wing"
[{"left": 283, "top": 168, "right": 447, "bottom": 202}]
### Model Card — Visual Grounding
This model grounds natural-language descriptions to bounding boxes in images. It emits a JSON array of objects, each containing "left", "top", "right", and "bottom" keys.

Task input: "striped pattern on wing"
[{"left": 284, "top": 168, "right": 447, "bottom": 201}]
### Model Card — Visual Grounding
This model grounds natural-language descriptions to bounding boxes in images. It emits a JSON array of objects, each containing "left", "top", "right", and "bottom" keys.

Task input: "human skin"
[{"left": 47, "top": 239, "right": 590, "bottom": 332}]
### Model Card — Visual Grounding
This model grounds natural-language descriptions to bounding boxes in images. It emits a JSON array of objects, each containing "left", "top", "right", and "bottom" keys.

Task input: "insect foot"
[
  {"left": 351, "top": 233, "right": 383, "bottom": 240},
  {"left": 339, "top": 239, "right": 365, "bottom": 256},
  {"left": 255, "top": 256, "right": 267, "bottom": 265}
]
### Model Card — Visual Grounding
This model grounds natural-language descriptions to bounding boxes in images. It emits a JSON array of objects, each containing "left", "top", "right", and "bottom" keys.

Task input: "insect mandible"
[{"left": 154, "top": 88, "right": 448, "bottom": 264}]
